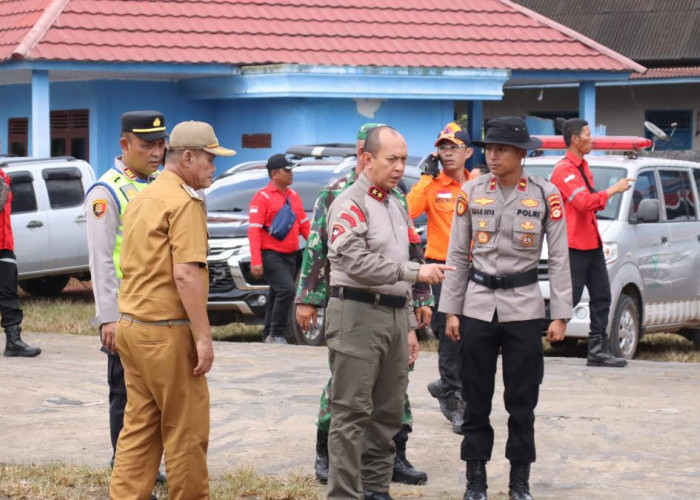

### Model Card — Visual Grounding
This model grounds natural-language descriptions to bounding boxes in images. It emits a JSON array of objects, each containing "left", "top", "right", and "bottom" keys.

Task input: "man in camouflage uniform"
[{"left": 295, "top": 123, "right": 432, "bottom": 486}]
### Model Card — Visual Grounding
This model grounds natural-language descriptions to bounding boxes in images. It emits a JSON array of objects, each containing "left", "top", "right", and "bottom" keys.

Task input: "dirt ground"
[{"left": 2, "top": 332, "right": 699, "bottom": 499}]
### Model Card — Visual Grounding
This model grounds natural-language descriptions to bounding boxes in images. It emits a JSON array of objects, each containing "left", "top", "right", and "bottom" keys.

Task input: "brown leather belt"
[{"left": 120, "top": 314, "right": 190, "bottom": 326}]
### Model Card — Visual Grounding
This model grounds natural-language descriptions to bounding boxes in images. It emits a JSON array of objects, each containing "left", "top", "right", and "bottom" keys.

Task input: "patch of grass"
[
  {"left": 0, "top": 463, "right": 324, "bottom": 499},
  {"left": 636, "top": 332, "right": 700, "bottom": 362}
]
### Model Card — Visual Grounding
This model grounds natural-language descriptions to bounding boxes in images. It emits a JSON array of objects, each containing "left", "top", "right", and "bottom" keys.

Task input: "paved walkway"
[{"left": 2, "top": 332, "right": 699, "bottom": 499}]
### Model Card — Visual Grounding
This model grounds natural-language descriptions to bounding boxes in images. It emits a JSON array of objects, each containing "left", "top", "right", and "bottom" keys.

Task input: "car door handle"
[
  {"left": 661, "top": 236, "right": 668, "bottom": 244},
  {"left": 26, "top": 220, "right": 44, "bottom": 228},
  {"left": 75, "top": 215, "right": 86, "bottom": 224}
]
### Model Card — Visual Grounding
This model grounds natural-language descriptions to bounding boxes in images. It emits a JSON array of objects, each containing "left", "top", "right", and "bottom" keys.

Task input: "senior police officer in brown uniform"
[
  {"left": 110, "top": 121, "right": 235, "bottom": 500},
  {"left": 439, "top": 117, "right": 572, "bottom": 500},
  {"left": 325, "top": 125, "right": 452, "bottom": 500}
]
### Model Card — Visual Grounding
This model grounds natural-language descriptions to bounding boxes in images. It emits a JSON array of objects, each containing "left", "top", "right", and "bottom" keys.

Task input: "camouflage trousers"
[{"left": 316, "top": 377, "right": 413, "bottom": 433}]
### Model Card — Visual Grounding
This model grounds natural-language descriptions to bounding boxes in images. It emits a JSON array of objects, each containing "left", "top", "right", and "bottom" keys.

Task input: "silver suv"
[
  {"left": 3, "top": 156, "right": 95, "bottom": 296},
  {"left": 528, "top": 153, "right": 700, "bottom": 359}
]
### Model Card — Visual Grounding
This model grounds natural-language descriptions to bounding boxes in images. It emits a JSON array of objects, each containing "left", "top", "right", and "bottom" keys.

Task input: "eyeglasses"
[{"left": 437, "top": 144, "right": 467, "bottom": 152}]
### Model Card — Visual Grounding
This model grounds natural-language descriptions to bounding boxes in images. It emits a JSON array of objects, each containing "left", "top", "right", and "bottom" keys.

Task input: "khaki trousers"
[
  {"left": 325, "top": 298, "right": 409, "bottom": 500},
  {"left": 110, "top": 317, "right": 210, "bottom": 500}
]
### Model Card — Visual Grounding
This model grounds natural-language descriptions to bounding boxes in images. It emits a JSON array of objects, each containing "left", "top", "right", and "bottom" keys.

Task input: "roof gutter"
[{"left": 12, "top": 0, "right": 71, "bottom": 59}]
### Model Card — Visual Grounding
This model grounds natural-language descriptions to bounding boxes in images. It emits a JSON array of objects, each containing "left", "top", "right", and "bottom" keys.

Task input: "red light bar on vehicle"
[{"left": 533, "top": 136, "right": 652, "bottom": 150}]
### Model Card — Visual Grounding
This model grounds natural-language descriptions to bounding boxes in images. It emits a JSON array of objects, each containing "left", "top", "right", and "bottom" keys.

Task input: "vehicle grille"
[
  {"left": 538, "top": 259, "right": 549, "bottom": 281},
  {"left": 208, "top": 261, "right": 235, "bottom": 293}
]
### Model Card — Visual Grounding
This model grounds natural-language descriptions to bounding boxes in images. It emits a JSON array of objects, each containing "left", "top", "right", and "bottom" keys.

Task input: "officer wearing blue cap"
[
  {"left": 85, "top": 110, "right": 169, "bottom": 494},
  {"left": 440, "top": 116, "right": 573, "bottom": 500}
]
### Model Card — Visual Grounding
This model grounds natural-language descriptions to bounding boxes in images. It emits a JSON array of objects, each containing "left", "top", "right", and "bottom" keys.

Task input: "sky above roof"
[{"left": 0, "top": 0, "right": 642, "bottom": 72}]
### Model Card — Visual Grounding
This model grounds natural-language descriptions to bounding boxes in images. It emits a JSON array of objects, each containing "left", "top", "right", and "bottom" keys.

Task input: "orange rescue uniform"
[{"left": 407, "top": 170, "right": 471, "bottom": 261}]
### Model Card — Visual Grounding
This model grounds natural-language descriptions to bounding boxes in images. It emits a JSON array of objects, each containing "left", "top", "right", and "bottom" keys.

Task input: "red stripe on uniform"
[
  {"left": 349, "top": 205, "right": 366, "bottom": 222},
  {"left": 340, "top": 212, "right": 356, "bottom": 227}
]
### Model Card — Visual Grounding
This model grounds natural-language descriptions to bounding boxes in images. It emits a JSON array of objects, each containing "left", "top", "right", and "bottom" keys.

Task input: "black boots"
[
  {"left": 315, "top": 425, "right": 428, "bottom": 486},
  {"left": 464, "top": 460, "right": 487, "bottom": 500},
  {"left": 509, "top": 462, "right": 533, "bottom": 500},
  {"left": 587, "top": 333, "right": 627, "bottom": 367},
  {"left": 364, "top": 492, "right": 393, "bottom": 500},
  {"left": 314, "top": 427, "right": 329, "bottom": 484},
  {"left": 4, "top": 325, "right": 41, "bottom": 357},
  {"left": 392, "top": 425, "right": 428, "bottom": 485},
  {"left": 428, "top": 378, "right": 465, "bottom": 434}
]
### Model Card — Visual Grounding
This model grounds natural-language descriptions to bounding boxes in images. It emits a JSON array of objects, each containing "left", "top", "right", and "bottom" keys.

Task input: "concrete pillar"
[
  {"left": 31, "top": 70, "right": 51, "bottom": 157},
  {"left": 579, "top": 81, "right": 596, "bottom": 128}
]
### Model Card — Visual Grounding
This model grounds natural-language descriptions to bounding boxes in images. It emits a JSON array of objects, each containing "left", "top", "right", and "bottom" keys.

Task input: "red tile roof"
[{"left": 0, "top": 0, "right": 643, "bottom": 73}]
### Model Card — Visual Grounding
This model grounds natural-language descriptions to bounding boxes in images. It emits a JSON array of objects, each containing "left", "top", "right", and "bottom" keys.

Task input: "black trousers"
[
  {"left": 0, "top": 249, "right": 23, "bottom": 329},
  {"left": 262, "top": 250, "right": 297, "bottom": 339},
  {"left": 107, "top": 352, "right": 127, "bottom": 455},
  {"left": 427, "top": 258, "right": 462, "bottom": 399},
  {"left": 100, "top": 324, "right": 127, "bottom": 456},
  {"left": 460, "top": 314, "right": 544, "bottom": 464},
  {"left": 569, "top": 247, "right": 611, "bottom": 337}
]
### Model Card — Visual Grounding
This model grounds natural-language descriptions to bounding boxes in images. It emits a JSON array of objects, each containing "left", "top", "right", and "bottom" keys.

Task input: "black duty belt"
[
  {"left": 469, "top": 268, "right": 538, "bottom": 290},
  {"left": 330, "top": 286, "right": 406, "bottom": 309}
]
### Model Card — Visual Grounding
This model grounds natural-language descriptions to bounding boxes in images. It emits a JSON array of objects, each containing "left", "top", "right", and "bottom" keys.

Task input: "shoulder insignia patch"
[
  {"left": 368, "top": 185, "right": 388, "bottom": 202},
  {"left": 474, "top": 197, "right": 495, "bottom": 206},
  {"left": 518, "top": 177, "right": 528, "bottom": 191},
  {"left": 349, "top": 204, "right": 366, "bottom": 222},
  {"left": 92, "top": 199, "right": 108, "bottom": 219},
  {"left": 120, "top": 184, "right": 139, "bottom": 201},
  {"left": 123, "top": 167, "right": 136, "bottom": 180},
  {"left": 548, "top": 193, "right": 563, "bottom": 221},
  {"left": 456, "top": 190, "right": 468, "bottom": 216},
  {"left": 489, "top": 177, "right": 498, "bottom": 191},
  {"left": 181, "top": 184, "right": 203, "bottom": 201},
  {"left": 339, "top": 212, "right": 357, "bottom": 228},
  {"left": 521, "top": 234, "right": 534, "bottom": 247},
  {"left": 521, "top": 198, "right": 539, "bottom": 208},
  {"left": 521, "top": 220, "right": 535, "bottom": 231},
  {"left": 330, "top": 223, "right": 346, "bottom": 243}
]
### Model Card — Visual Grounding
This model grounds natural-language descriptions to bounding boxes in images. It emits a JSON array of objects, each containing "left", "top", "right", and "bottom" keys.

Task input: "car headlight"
[{"left": 603, "top": 242, "right": 618, "bottom": 264}]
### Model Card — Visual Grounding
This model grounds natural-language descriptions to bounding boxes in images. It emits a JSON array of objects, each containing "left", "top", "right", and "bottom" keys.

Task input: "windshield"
[
  {"left": 206, "top": 167, "right": 349, "bottom": 213},
  {"left": 525, "top": 165, "right": 628, "bottom": 220}
]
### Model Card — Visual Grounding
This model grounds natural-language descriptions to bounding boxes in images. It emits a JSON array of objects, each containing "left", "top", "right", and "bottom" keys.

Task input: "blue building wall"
[{"left": 1, "top": 80, "right": 459, "bottom": 177}]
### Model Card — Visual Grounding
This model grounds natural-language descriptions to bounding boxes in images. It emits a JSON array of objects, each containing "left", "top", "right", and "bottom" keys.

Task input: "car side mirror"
[{"left": 637, "top": 198, "right": 661, "bottom": 223}]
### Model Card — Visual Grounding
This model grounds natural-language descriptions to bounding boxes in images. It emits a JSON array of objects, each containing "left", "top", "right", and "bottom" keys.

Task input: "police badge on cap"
[{"left": 121, "top": 110, "right": 168, "bottom": 141}]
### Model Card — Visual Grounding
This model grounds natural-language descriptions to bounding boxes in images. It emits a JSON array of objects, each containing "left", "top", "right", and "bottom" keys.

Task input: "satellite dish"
[{"left": 644, "top": 121, "right": 669, "bottom": 141}]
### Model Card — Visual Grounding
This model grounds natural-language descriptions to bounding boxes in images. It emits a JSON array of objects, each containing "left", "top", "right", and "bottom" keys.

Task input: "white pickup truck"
[{"left": 2, "top": 156, "right": 95, "bottom": 296}]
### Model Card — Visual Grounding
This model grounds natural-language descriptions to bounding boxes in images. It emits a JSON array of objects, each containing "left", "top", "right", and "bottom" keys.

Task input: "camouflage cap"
[{"left": 357, "top": 122, "right": 386, "bottom": 141}]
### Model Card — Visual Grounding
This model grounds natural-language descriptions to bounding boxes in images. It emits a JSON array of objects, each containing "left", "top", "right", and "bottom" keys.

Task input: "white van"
[
  {"left": 2, "top": 156, "right": 95, "bottom": 296},
  {"left": 527, "top": 153, "right": 700, "bottom": 359}
]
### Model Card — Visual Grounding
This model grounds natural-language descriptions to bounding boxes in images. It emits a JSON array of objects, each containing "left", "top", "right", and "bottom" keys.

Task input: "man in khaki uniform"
[
  {"left": 110, "top": 121, "right": 235, "bottom": 500},
  {"left": 439, "top": 117, "right": 572, "bottom": 500},
  {"left": 325, "top": 125, "right": 452, "bottom": 500}
]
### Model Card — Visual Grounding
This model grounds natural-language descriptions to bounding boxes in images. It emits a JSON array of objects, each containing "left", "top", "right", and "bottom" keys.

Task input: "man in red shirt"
[
  {"left": 550, "top": 118, "right": 633, "bottom": 367},
  {"left": 0, "top": 167, "right": 41, "bottom": 357},
  {"left": 249, "top": 154, "right": 311, "bottom": 344}
]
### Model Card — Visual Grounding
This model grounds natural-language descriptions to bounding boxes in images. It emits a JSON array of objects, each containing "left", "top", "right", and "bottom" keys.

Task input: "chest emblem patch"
[
  {"left": 92, "top": 199, "right": 108, "bottom": 219},
  {"left": 473, "top": 197, "right": 495, "bottom": 206},
  {"left": 456, "top": 191, "right": 468, "bottom": 216},
  {"left": 521, "top": 220, "right": 535, "bottom": 231},
  {"left": 120, "top": 184, "right": 139, "bottom": 201},
  {"left": 331, "top": 223, "right": 346, "bottom": 243},
  {"left": 521, "top": 198, "right": 539, "bottom": 208},
  {"left": 521, "top": 234, "right": 535, "bottom": 247},
  {"left": 476, "top": 231, "right": 491, "bottom": 244},
  {"left": 478, "top": 220, "right": 487, "bottom": 229}
]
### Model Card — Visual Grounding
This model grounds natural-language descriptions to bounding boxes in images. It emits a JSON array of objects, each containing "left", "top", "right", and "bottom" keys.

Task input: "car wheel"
[
  {"left": 291, "top": 303, "right": 326, "bottom": 346},
  {"left": 609, "top": 294, "right": 640, "bottom": 360},
  {"left": 19, "top": 275, "right": 70, "bottom": 297}
]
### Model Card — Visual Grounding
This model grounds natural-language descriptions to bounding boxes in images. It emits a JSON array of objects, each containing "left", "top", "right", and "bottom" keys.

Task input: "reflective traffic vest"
[{"left": 87, "top": 167, "right": 153, "bottom": 278}]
